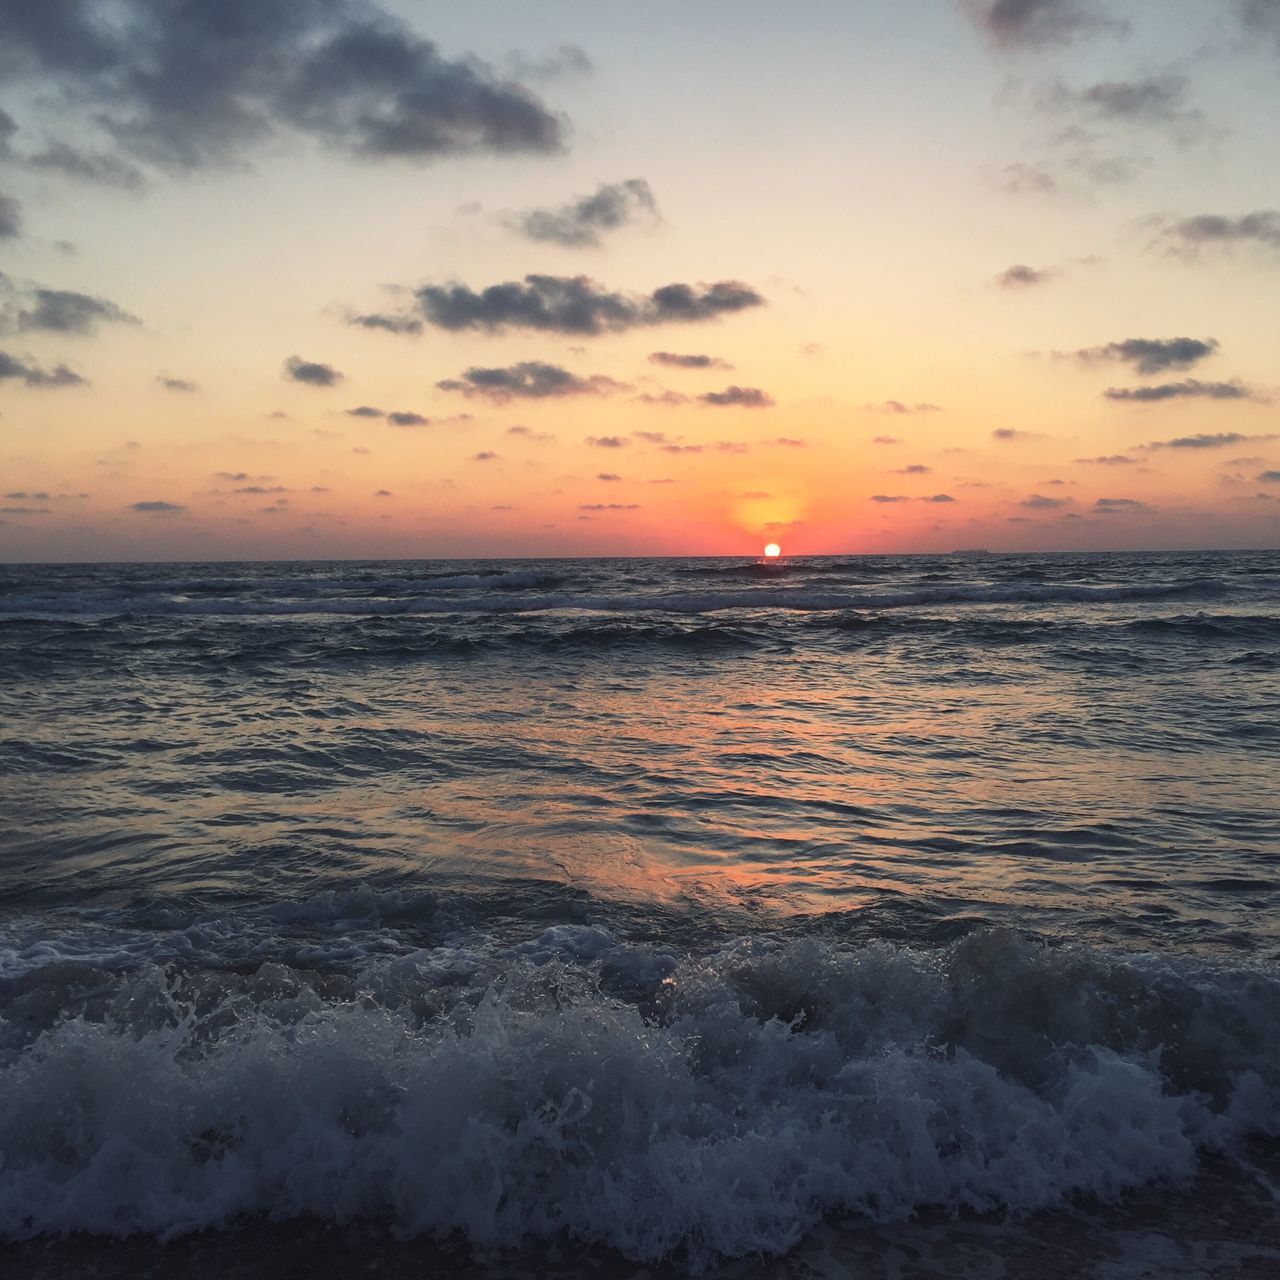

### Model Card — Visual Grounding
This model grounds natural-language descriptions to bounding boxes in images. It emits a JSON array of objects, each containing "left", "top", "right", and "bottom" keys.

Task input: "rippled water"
[{"left": 1, "top": 551, "right": 1278, "bottom": 1273}]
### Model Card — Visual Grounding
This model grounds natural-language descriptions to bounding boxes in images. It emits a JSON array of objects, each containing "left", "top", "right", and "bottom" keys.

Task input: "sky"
[{"left": 1, "top": 0, "right": 1279, "bottom": 562}]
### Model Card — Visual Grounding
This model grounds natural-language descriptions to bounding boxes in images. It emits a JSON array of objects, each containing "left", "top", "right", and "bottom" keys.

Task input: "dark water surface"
[{"left": 1, "top": 551, "right": 1278, "bottom": 1274}]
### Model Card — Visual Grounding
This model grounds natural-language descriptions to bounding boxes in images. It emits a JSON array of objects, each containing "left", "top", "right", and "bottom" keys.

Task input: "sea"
[{"left": 1, "top": 550, "right": 1278, "bottom": 1278}]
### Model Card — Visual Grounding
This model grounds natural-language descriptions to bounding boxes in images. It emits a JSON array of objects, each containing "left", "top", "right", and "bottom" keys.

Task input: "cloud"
[
  {"left": 1095, "top": 497, "right": 1154, "bottom": 513},
  {"left": 472, "top": 451, "right": 498, "bottom": 462},
  {"left": 1156, "top": 211, "right": 1280, "bottom": 256},
  {"left": 387, "top": 411, "right": 429, "bottom": 427},
  {"left": 506, "top": 425, "right": 555, "bottom": 442},
  {"left": 995, "top": 263, "right": 1052, "bottom": 288},
  {"left": 0, "top": 350, "right": 87, "bottom": 388},
  {"left": 507, "top": 178, "right": 659, "bottom": 248},
  {"left": 410, "top": 274, "right": 765, "bottom": 336},
  {"left": 892, "top": 464, "right": 932, "bottom": 474},
  {"left": 998, "top": 162, "right": 1058, "bottom": 195},
  {"left": 965, "top": 0, "right": 1125, "bottom": 49},
  {"left": 578, "top": 503, "right": 639, "bottom": 511},
  {"left": 283, "top": 356, "right": 343, "bottom": 387},
  {"left": 374, "top": 489, "right": 392, "bottom": 497},
  {"left": 1075, "top": 454, "right": 1136, "bottom": 464},
  {"left": 871, "top": 494, "right": 908, "bottom": 503},
  {"left": 439, "top": 362, "right": 627, "bottom": 403},
  {"left": 0, "top": 506, "right": 50, "bottom": 515},
  {"left": 1043, "top": 75, "right": 1207, "bottom": 145},
  {"left": 1139, "top": 432, "right": 1277, "bottom": 450},
  {"left": 698, "top": 385, "right": 774, "bottom": 408},
  {"left": 1258, "top": 470, "right": 1280, "bottom": 483},
  {"left": 871, "top": 435, "right": 902, "bottom": 445},
  {"left": 992, "top": 427, "right": 1034, "bottom": 440},
  {"left": 346, "top": 405, "right": 384, "bottom": 418},
  {"left": 587, "top": 435, "right": 629, "bottom": 448},
  {"left": 1069, "top": 337, "right": 1219, "bottom": 375},
  {"left": 1103, "top": 379, "right": 1257, "bottom": 403},
  {"left": 1021, "top": 494, "right": 1067, "bottom": 509},
  {"left": 597, "top": 472, "right": 622, "bottom": 482},
  {"left": 1240, "top": 1, "right": 1280, "bottom": 50},
  {"left": 648, "top": 351, "right": 731, "bottom": 370},
  {"left": 506, "top": 44, "right": 593, "bottom": 84},
  {"left": 348, "top": 312, "right": 424, "bottom": 335},
  {"left": 26, "top": 142, "right": 146, "bottom": 190},
  {"left": 128, "top": 500, "right": 185, "bottom": 513},
  {"left": 157, "top": 375, "right": 197, "bottom": 392},
  {"left": 635, "top": 390, "right": 690, "bottom": 407},
  {"left": 923, "top": 494, "right": 956, "bottom": 503},
  {"left": 0, "top": 2, "right": 565, "bottom": 173},
  {"left": 865, "top": 400, "right": 942, "bottom": 414},
  {"left": 1, "top": 284, "right": 139, "bottom": 336},
  {"left": 0, "top": 192, "right": 20, "bottom": 238},
  {"left": 234, "top": 486, "right": 287, "bottom": 495}
]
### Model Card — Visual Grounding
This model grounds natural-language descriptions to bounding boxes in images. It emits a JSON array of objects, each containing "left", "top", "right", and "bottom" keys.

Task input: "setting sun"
[{"left": 763, "top": 544, "right": 781, "bottom": 558}]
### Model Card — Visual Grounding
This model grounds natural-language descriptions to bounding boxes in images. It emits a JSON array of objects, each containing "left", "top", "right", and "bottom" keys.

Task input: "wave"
[
  {"left": 0, "top": 577, "right": 1233, "bottom": 620},
  {"left": 0, "top": 920, "right": 1275, "bottom": 1264}
]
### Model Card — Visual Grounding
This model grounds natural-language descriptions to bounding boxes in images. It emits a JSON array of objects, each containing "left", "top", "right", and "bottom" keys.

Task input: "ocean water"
[{"left": 1, "top": 550, "right": 1278, "bottom": 1275}]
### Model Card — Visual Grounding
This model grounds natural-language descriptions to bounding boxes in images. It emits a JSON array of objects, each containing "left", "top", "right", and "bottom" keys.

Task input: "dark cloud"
[
  {"left": 992, "top": 427, "right": 1033, "bottom": 440},
  {"left": 1140, "top": 432, "right": 1277, "bottom": 450},
  {"left": 923, "top": 494, "right": 956, "bottom": 503},
  {"left": 648, "top": 351, "right": 731, "bottom": 370},
  {"left": 26, "top": 143, "right": 146, "bottom": 190},
  {"left": 966, "top": 0, "right": 1124, "bottom": 48},
  {"left": 1258, "top": 471, "right": 1280, "bottom": 483},
  {"left": 1075, "top": 454, "right": 1136, "bottom": 464},
  {"left": 892, "top": 465, "right": 932, "bottom": 475},
  {"left": 284, "top": 356, "right": 343, "bottom": 386},
  {"left": 1095, "top": 497, "right": 1154, "bottom": 513},
  {"left": 128, "top": 500, "right": 185, "bottom": 513},
  {"left": 3, "top": 286, "right": 139, "bottom": 336},
  {"left": 0, "top": 191, "right": 21, "bottom": 238},
  {"left": 0, "top": 350, "right": 87, "bottom": 387},
  {"left": 1157, "top": 211, "right": 1280, "bottom": 256},
  {"left": 346, "top": 405, "right": 384, "bottom": 418},
  {"left": 0, "top": 2, "right": 565, "bottom": 173},
  {"left": 633, "top": 431, "right": 670, "bottom": 444},
  {"left": 507, "top": 179, "right": 658, "bottom": 248},
  {"left": 506, "top": 424, "right": 555, "bottom": 442},
  {"left": 234, "top": 485, "right": 287, "bottom": 495},
  {"left": 1043, "top": 75, "right": 1206, "bottom": 145},
  {"left": 871, "top": 494, "right": 908, "bottom": 503},
  {"left": 374, "top": 489, "right": 392, "bottom": 497},
  {"left": 597, "top": 472, "right": 621, "bottom": 481},
  {"left": 472, "top": 451, "right": 498, "bottom": 461},
  {"left": 387, "top": 411, "right": 429, "bottom": 427},
  {"left": 578, "top": 503, "right": 638, "bottom": 511},
  {"left": 411, "top": 274, "right": 765, "bottom": 336},
  {"left": 995, "top": 264, "right": 1052, "bottom": 288},
  {"left": 437, "top": 361, "right": 627, "bottom": 402},
  {"left": 348, "top": 312, "right": 425, "bottom": 336},
  {"left": 1103, "top": 379, "right": 1256, "bottom": 403},
  {"left": 698, "top": 385, "right": 774, "bottom": 408},
  {"left": 157, "top": 375, "right": 198, "bottom": 392},
  {"left": 587, "top": 435, "right": 629, "bottom": 448},
  {"left": 1240, "top": 0, "right": 1280, "bottom": 49},
  {"left": 1069, "top": 337, "right": 1219, "bottom": 375},
  {"left": 871, "top": 435, "right": 902, "bottom": 445},
  {"left": 0, "top": 505, "right": 50, "bottom": 514},
  {"left": 1021, "top": 494, "right": 1067, "bottom": 509}
]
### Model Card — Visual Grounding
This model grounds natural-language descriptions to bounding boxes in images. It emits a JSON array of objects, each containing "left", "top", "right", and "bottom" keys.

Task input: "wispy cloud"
[
  {"left": 506, "top": 179, "right": 658, "bottom": 248},
  {"left": 1103, "top": 379, "right": 1258, "bottom": 403}
]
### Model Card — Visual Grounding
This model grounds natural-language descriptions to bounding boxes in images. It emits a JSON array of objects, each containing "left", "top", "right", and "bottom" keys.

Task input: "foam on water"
[{"left": 0, "top": 920, "right": 1276, "bottom": 1265}]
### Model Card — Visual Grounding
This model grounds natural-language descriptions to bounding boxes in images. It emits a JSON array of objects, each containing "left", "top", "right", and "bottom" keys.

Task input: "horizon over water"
[{"left": 2, "top": 549, "right": 1278, "bottom": 1277}]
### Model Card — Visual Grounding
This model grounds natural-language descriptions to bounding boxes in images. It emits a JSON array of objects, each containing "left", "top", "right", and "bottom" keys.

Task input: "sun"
[{"left": 763, "top": 543, "right": 781, "bottom": 558}]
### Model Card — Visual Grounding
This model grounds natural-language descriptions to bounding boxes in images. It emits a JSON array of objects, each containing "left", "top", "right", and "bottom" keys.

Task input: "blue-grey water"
[{"left": 1, "top": 551, "right": 1278, "bottom": 1275}]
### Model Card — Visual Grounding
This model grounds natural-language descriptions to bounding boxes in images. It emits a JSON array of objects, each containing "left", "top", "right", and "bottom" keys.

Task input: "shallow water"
[{"left": 1, "top": 551, "right": 1277, "bottom": 1270}]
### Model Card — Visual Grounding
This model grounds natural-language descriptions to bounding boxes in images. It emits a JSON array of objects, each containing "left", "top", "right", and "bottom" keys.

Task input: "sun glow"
[{"left": 763, "top": 543, "right": 781, "bottom": 558}]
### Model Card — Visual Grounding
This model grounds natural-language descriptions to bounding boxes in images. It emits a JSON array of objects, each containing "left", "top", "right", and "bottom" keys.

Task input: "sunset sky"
[{"left": 2, "top": 0, "right": 1279, "bottom": 561}]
